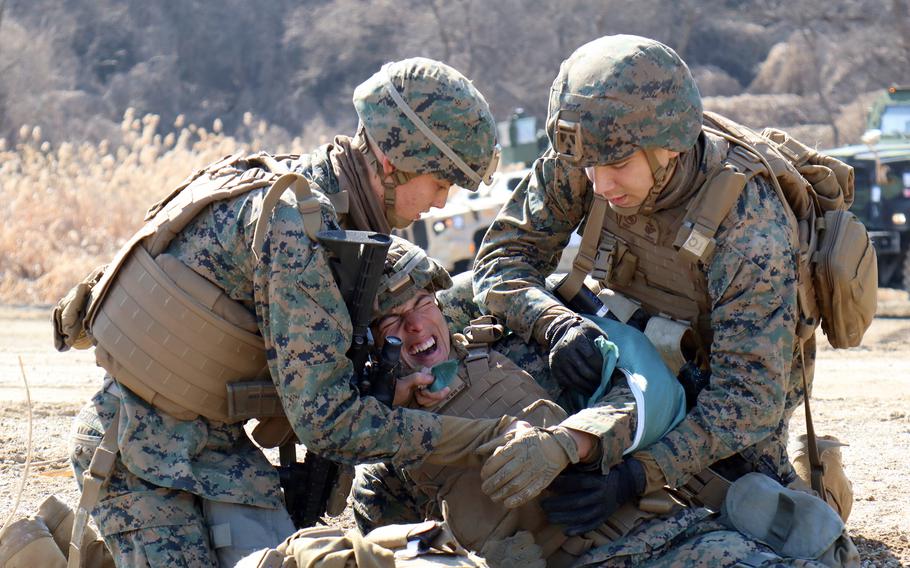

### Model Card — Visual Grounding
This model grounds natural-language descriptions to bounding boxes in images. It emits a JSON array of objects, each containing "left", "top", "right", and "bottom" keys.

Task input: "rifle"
[{"left": 279, "top": 229, "right": 402, "bottom": 529}]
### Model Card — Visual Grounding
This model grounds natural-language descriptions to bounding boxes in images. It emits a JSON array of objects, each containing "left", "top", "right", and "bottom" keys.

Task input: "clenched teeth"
[{"left": 410, "top": 337, "right": 436, "bottom": 356}]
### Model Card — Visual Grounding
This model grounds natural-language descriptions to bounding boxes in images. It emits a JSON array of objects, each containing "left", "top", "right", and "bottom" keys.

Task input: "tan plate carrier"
[{"left": 84, "top": 152, "right": 324, "bottom": 423}]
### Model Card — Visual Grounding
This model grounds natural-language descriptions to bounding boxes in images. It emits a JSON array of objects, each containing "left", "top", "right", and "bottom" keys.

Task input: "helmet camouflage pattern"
[
  {"left": 374, "top": 235, "right": 452, "bottom": 318},
  {"left": 546, "top": 35, "right": 703, "bottom": 167},
  {"left": 353, "top": 57, "right": 500, "bottom": 191}
]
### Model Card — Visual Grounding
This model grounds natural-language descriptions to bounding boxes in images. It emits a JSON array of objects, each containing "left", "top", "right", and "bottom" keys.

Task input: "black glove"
[
  {"left": 546, "top": 313, "right": 607, "bottom": 396},
  {"left": 540, "top": 458, "right": 646, "bottom": 536}
]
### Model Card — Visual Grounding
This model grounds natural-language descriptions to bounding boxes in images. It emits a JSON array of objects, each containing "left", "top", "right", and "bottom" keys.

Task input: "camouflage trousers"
[
  {"left": 70, "top": 386, "right": 294, "bottom": 567},
  {"left": 573, "top": 507, "right": 835, "bottom": 568},
  {"left": 352, "top": 467, "right": 835, "bottom": 568},
  {"left": 351, "top": 462, "right": 429, "bottom": 535}
]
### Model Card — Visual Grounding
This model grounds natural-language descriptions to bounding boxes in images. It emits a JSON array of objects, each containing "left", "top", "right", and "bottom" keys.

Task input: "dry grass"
[{"left": 0, "top": 110, "right": 307, "bottom": 305}]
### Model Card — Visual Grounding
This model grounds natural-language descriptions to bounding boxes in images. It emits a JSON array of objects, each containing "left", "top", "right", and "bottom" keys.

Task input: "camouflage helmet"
[
  {"left": 374, "top": 235, "right": 452, "bottom": 319},
  {"left": 353, "top": 58, "right": 501, "bottom": 191},
  {"left": 546, "top": 35, "right": 703, "bottom": 167}
]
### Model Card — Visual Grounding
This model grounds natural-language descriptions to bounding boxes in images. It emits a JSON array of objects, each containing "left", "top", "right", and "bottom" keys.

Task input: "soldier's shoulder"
[
  {"left": 715, "top": 174, "right": 796, "bottom": 269},
  {"left": 292, "top": 144, "right": 340, "bottom": 196}
]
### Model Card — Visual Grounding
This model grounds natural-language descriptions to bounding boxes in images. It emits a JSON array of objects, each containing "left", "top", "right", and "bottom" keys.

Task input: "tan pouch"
[{"left": 812, "top": 210, "right": 877, "bottom": 348}]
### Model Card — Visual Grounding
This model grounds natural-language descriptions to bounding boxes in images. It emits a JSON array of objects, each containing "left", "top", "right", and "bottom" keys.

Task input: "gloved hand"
[
  {"left": 480, "top": 425, "right": 579, "bottom": 509},
  {"left": 545, "top": 313, "right": 607, "bottom": 396},
  {"left": 540, "top": 458, "right": 646, "bottom": 536}
]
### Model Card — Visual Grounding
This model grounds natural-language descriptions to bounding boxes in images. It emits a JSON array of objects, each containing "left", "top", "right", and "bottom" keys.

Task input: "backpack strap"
[
  {"left": 461, "top": 315, "right": 503, "bottom": 382},
  {"left": 69, "top": 400, "right": 121, "bottom": 568},
  {"left": 252, "top": 172, "right": 323, "bottom": 259},
  {"left": 673, "top": 166, "right": 748, "bottom": 266},
  {"left": 797, "top": 339, "right": 827, "bottom": 498},
  {"left": 555, "top": 194, "right": 608, "bottom": 301}
]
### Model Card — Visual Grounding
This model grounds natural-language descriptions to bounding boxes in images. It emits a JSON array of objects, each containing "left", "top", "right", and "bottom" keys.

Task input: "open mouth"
[
  {"left": 409, "top": 336, "right": 438, "bottom": 358},
  {"left": 408, "top": 335, "right": 439, "bottom": 361},
  {"left": 607, "top": 194, "right": 628, "bottom": 205}
]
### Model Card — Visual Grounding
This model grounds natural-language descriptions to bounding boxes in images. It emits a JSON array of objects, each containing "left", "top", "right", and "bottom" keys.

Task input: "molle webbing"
[
  {"left": 405, "top": 347, "right": 564, "bottom": 555},
  {"left": 92, "top": 246, "right": 268, "bottom": 422},
  {"left": 598, "top": 209, "right": 706, "bottom": 327},
  {"left": 85, "top": 152, "right": 323, "bottom": 423}
]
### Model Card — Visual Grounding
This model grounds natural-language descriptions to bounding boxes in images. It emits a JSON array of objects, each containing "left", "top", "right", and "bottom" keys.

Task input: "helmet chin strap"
[
  {"left": 608, "top": 148, "right": 677, "bottom": 217},
  {"left": 383, "top": 177, "right": 416, "bottom": 230},
  {"left": 356, "top": 126, "right": 418, "bottom": 229}
]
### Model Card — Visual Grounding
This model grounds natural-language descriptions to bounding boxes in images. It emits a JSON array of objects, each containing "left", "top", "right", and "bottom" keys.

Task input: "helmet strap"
[
  {"left": 607, "top": 148, "right": 677, "bottom": 217},
  {"left": 356, "top": 124, "right": 418, "bottom": 229},
  {"left": 639, "top": 148, "right": 677, "bottom": 216}
]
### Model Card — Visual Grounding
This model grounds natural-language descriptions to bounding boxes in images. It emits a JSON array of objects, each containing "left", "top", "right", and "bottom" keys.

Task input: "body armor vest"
[
  {"left": 600, "top": 208, "right": 705, "bottom": 322},
  {"left": 82, "top": 152, "right": 323, "bottom": 423},
  {"left": 588, "top": 131, "right": 773, "bottom": 353},
  {"left": 404, "top": 337, "right": 656, "bottom": 567},
  {"left": 405, "top": 342, "right": 567, "bottom": 559}
]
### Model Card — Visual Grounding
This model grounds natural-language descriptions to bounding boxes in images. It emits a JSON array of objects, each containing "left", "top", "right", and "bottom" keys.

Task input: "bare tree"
[
  {"left": 427, "top": 0, "right": 452, "bottom": 62},
  {"left": 0, "top": 0, "right": 8, "bottom": 133}
]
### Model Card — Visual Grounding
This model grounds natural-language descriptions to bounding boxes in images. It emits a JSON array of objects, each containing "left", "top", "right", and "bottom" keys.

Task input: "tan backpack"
[{"left": 688, "top": 112, "right": 877, "bottom": 349}]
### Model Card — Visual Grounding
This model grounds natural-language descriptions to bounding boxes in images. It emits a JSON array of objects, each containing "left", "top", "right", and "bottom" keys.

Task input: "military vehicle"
[
  {"left": 394, "top": 168, "right": 581, "bottom": 274},
  {"left": 826, "top": 86, "right": 910, "bottom": 290}
]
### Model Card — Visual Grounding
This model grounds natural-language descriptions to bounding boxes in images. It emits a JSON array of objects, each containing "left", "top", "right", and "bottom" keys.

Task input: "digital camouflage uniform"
[
  {"left": 474, "top": 34, "right": 805, "bottom": 492},
  {"left": 352, "top": 240, "right": 648, "bottom": 566},
  {"left": 351, "top": 334, "right": 835, "bottom": 568},
  {"left": 471, "top": 35, "right": 827, "bottom": 566},
  {"left": 438, "top": 271, "right": 556, "bottom": 396},
  {"left": 68, "top": 57, "right": 500, "bottom": 567}
]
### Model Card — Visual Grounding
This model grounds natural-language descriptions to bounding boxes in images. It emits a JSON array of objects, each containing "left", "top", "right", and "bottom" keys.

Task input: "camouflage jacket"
[
  {"left": 102, "top": 142, "right": 442, "bottom": 507},
  {"left": 474, "top": 128, "right": 807, "bottom": 487}
]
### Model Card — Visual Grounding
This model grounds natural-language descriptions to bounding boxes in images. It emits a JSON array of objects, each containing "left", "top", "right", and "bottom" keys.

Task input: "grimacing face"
[
  {"left": 374, "top": 289, "right": 452, "bottom": 371},
  {"left": 392, "top": 173, "right": 451, "bottom": 223},
  {"left": 584, "top": 148, "right": 678, "bottom": 208}
]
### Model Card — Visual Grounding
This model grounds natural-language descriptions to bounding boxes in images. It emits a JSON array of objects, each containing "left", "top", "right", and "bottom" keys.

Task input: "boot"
[
  {"left": 38, "top": 494, "right": 115, "bottom": 568},
  {"left": 0, "top": 516, "right": 67, "bottom": 568}
]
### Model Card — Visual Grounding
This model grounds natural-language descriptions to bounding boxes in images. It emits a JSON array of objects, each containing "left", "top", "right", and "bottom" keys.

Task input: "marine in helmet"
[
  {"left": 350, "top": 239, "right": 856, "bottom": 568},
  {"left": 351, "top": 237, "right": 691, "bottom": 565},
  {"left": 60, "top": 58, "right": 505, "bottom": 567},
  {"left": 473, "top": 34, "right": 847, "bottom": 555}
]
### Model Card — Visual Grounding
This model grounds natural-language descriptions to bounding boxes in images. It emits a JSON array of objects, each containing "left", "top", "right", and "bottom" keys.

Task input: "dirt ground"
[{"left": 1, "top": 294, "right": 909, "bottom": 566}]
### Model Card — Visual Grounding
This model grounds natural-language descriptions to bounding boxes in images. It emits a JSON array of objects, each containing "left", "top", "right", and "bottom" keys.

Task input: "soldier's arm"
[
  {"left": 251, "top": 199, "right": 443, "bottom": 469},
  {"left": 473, "top": 154, "right": 591, "bottom": 343},
  {"left": 633, "top": 177, "right": 799, "bottom": 487}
]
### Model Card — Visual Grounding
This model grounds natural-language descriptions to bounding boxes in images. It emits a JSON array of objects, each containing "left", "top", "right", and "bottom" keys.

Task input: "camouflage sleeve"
[
  {"left": 250, "top": 197, "right": 442, "bottom": 469},
  {"left": 472, "top": 154, "right": 592, "bottom": 343},
  {"left": 635, "top": 176, "right": 799, "bottom": 487},
  {"left": 560, "top": 382, "right": 637, "bottom": 473}
]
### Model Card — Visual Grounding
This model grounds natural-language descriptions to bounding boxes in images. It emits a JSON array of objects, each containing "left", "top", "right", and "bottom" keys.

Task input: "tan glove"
[
  {"left": 479, "top": 531, "right": 545, "bottom": 568},
  {"left": 51, "top": 264, "right": 105, "bottom": 351},
  {"left": 480, "top": 425, "right": 579, "bottom": 508},
  {"left": 425, "top": 415, "right": 517, "bottom": 468}
]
